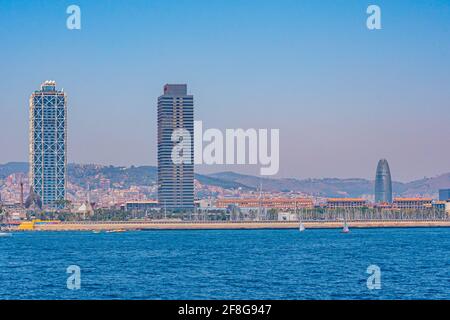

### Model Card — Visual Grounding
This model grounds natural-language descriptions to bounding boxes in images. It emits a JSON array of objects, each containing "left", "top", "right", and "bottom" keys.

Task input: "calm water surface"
[{"left": 1, "top": 228, "right": 449, "bottom": 299}]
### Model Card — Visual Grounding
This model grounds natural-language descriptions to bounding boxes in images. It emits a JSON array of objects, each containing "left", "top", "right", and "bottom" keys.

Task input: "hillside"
[
  {"left": 1, "top": 162, "right": 449, "bottom": 198},
  {"left": 0, "top": 162, "right": 250, "bottom": 191}
]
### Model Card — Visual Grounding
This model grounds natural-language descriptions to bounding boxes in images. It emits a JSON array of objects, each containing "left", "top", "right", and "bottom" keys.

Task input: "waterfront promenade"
[{"left": 21, "top": 220, "right": 450, "bottom": 231}]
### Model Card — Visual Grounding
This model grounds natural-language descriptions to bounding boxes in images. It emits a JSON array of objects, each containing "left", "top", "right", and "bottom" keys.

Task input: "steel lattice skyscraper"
[
  {"left": 29, "top": 81, "right": 67, "bottom": 209},
  {"left": 157, "top": 84, "right": 194, "bottom": 209},
  {"left": 375, "top": 159, "right": 393, "bottom": 203}
]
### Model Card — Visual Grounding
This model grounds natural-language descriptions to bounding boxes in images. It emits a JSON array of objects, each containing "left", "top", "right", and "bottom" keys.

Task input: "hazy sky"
[{"left": 0, "top": 0, "right": 449, "bottom": 182}]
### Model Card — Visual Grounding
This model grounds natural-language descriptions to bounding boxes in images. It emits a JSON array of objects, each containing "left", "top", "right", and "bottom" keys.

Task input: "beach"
[{"left": 21, "top": 220, "right": 450, "bottom": 231}]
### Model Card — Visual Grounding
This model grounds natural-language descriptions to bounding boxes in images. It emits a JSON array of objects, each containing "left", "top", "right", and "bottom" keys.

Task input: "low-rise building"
[
  {"left": 121, "top": 200, "right": 159, "bottom": 212},
  {"left": 326, "top": 198, "right": 368, "bottom": 209},
  {"left": 432, "top": 201, "right": 447, "bottom": 211},
  {"left": 393, "top": 198, "right": 432, "bottom": 209},
  {"left": 277, "top": 212, "right": 298, "bottom": 221},
  {"left": 215, "top": 197, "right": 313, "bottom": 210},
  {"left": 195, "top": 199, "right": 215, "bottom": 209}
]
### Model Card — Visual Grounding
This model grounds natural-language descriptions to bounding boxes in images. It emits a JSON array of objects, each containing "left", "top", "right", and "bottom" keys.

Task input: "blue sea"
[{"left": 1, "top": 228, "right": 449, "bottom": 300}]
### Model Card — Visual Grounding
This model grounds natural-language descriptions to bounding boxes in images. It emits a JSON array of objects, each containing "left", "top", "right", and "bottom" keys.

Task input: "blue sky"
[{"left": 0, "top": 0, "right": 449, "bottom": 181}]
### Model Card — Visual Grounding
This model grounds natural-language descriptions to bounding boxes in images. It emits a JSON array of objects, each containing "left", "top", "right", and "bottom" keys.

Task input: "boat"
[
  {"left": 0, "top": 226, "right": 12, "bottom": 237},
  {"left": 341, "top": 210, "right": 350, "bottom": 233},
  {"left": 106, "top": 229, "right": 126, "bottom": 233},
  {"left": 298, "top": 207, "right": 305, "bottom": 232},
  {"left": 299, "top": 222, "right": 305, "bottom": 232},
  {"left": 342, "top": 221, "right": 350, "bottom": 233},
  {"left": 0, "top": 232, "right": 12, "bottom": 237}
]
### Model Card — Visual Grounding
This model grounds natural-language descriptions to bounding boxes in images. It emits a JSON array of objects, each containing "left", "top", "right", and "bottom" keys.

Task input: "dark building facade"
[
  {"left": 439, "top": 189, "right": 450, "bottom": 201},
  {"left": 157, "top": 84, "right": 194, "bottom": 209},
  {"left": 375, "top": 159, "right": 393, "bottom": 203}
]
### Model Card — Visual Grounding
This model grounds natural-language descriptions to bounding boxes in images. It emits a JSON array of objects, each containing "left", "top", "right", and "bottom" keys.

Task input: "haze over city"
[{"left": 1, "top": 0, "right": 449, "bottom": 181}]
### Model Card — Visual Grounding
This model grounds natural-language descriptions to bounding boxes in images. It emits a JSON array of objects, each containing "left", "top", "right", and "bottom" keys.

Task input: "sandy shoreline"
[{"left": 22, "top": 220, "right": 450, "bottom": 231}]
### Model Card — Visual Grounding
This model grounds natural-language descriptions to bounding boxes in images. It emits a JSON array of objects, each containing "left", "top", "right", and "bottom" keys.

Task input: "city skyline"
[
  {"left": 2, "top": 0, "right": 450, "bottom": 305},
  {"left": 1, "top": 0, "right": 449, "bottom": 182}
]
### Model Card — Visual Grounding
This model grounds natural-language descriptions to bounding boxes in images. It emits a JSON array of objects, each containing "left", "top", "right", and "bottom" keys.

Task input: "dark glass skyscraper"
[
  {"left": 29, "top": 81, "right": 67, "bottom": 209},
  {"left": 375, "top": 159, "right": 393, "bottom": 203},
  {"left": 439, "top": 189, "right": 450, "bottom": 201},
  {"left": 157, "top": 84, "right": 194, "bottom": 210}
]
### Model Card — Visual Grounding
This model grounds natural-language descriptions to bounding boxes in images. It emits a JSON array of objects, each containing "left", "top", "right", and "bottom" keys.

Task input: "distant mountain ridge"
[
  {"left": 0, "top": 162, "right": 28, "bottom": 178},
  {"left": 1, "top": 162, "right": 449, "bottom": 198},
  {"left": 0, "top": 162, "right": 251, "bottom": 191}
]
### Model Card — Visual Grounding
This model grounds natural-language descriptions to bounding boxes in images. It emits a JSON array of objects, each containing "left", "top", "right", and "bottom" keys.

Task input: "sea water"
[{"left": 0, "top": 228, "right": 449, "bottom": 299}]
